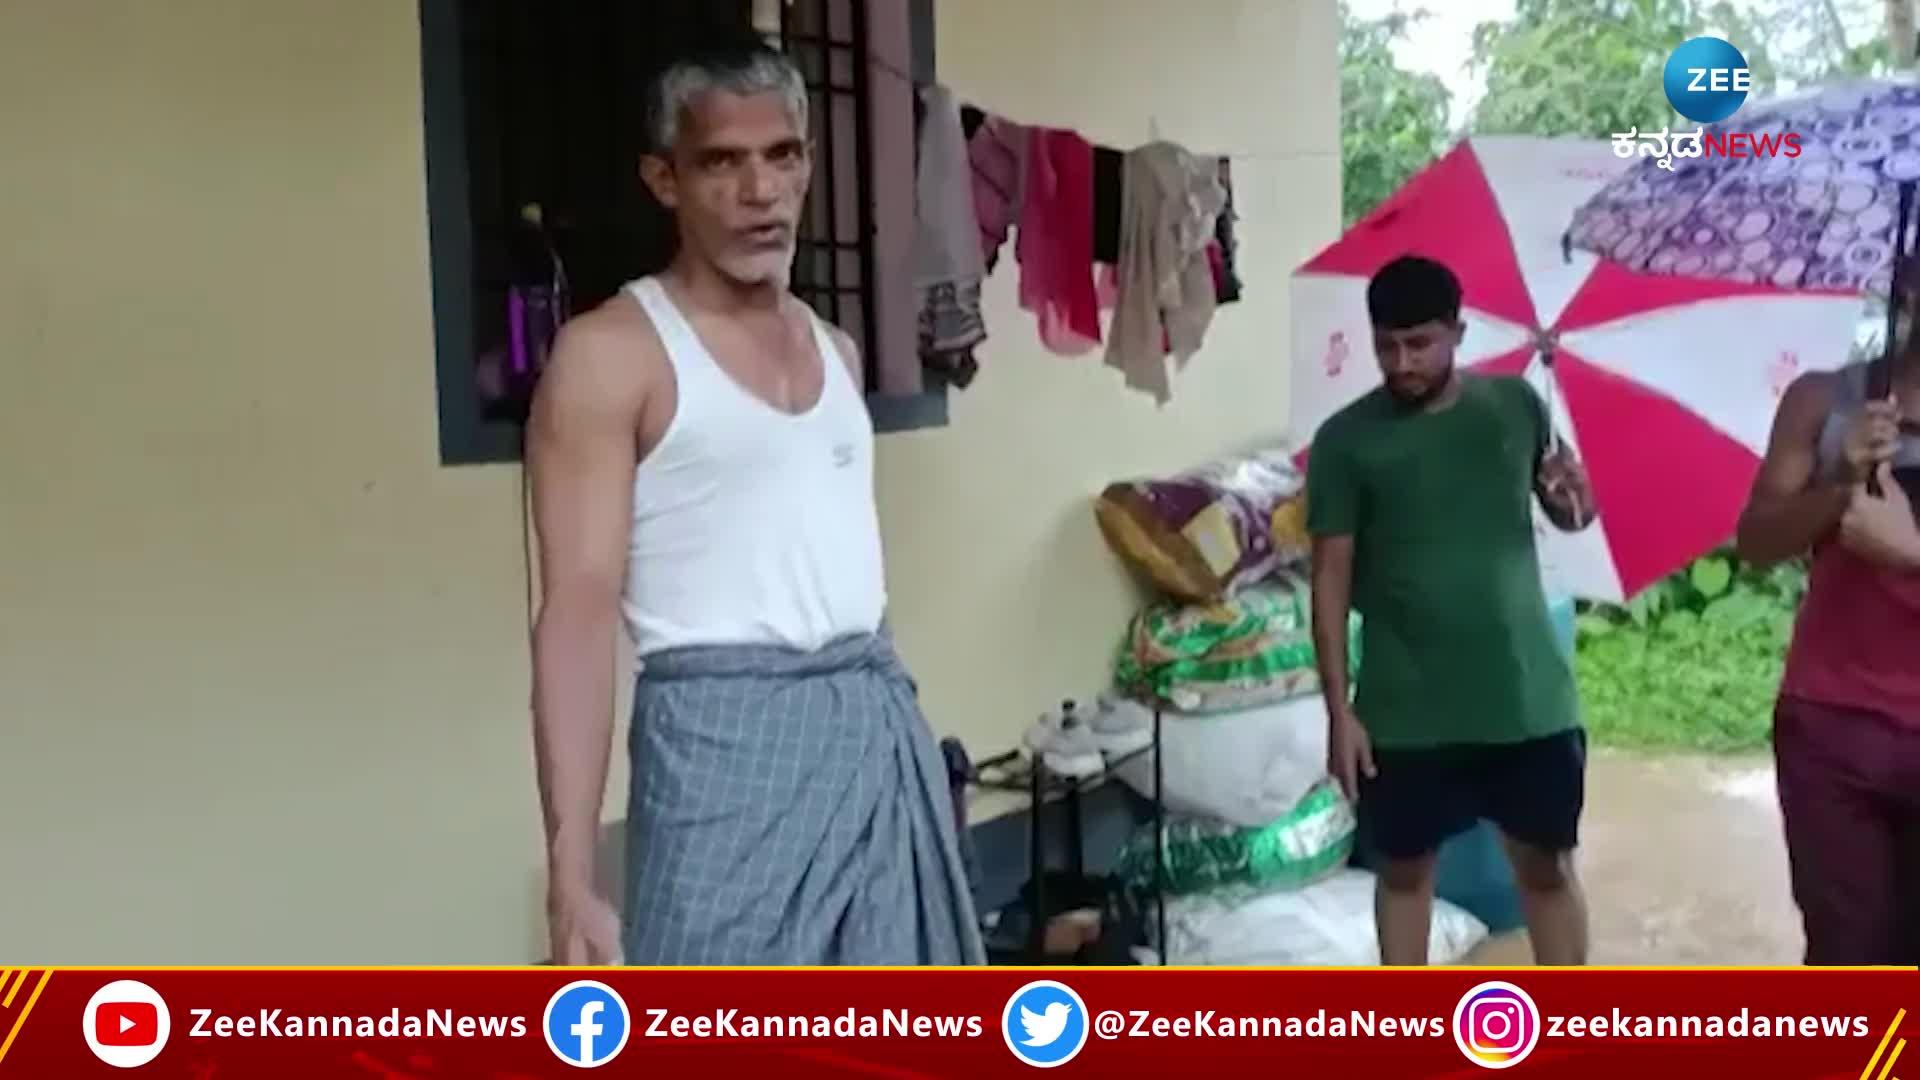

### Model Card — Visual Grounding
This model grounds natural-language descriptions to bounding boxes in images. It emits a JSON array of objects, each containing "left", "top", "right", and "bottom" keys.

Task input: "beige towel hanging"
[{"left": 1104, "top": 141, "right": 1227, "bottom": 405}]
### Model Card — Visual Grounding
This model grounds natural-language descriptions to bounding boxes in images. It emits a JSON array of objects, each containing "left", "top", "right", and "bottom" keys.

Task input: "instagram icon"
[{"left": 1451, "top": 980, "right": 1541, "bottom": 1069}]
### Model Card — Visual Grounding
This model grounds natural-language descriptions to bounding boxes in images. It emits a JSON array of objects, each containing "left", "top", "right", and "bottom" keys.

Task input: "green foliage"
[
  {"left": 1743, "top": 0, "right": 1897, "bottom": 82},
  {"left": 1574, "top": 546, "right": 1808, "bottom": 752},
  {"left": 1339, "top": 3, "right": 1454, "bottom": 227},
  {"left": 1335, "top": 0, "right": 1883, "bottom": 224},
  {"left": 1468, "top": 0, "right": 1779, "bottom": 138}
]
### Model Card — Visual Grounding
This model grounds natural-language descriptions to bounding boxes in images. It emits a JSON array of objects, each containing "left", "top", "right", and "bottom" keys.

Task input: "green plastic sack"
[
  {"left": 1113, "top": 573, "right": 1360, "bottom": 713},
  {"left": 1117, "top": 779, "right": 1356, "bottom": 897}
]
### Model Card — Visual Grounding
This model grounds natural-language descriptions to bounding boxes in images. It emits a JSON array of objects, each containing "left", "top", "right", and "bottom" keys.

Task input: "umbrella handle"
[
  {"left": 1537, "top": 338, "right": 1562, "bottom": 456},
  {"left": 1544, "top": 368, "right": 1560, "bottom": 456},
  {"left": 1870, "top": 180, "right": 1916, "bottom": 497},
  {"left": 1879, "top": 181, "right": 1912, "bottom": 399}
]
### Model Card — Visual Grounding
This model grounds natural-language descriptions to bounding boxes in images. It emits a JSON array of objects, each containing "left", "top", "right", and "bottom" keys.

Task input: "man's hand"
[
  {"left": 547, "top": 882, "right": 623, "bottom": 966},
  {"left": 1840, "top": 397, "right": 1900, "bottom": 483},
  {"left": 1840, "top": 461, "right": 1920, "bottom": 571},
  {"left": 1535, "top": 441, "right": 1596, "bottom": 532},
  {"left": 1328, "top": 708, "right": 1376, "bottom": 803}
]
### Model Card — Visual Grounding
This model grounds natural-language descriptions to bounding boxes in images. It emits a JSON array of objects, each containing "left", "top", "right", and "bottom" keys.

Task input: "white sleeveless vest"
[{"left": 619, "top": 276, "right": 887, "bottom": 657}]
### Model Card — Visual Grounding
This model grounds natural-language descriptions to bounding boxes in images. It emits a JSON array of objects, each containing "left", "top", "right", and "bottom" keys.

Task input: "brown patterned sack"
[{"left": 1095, "top": 446, "right": 1308, "bottom": 603}]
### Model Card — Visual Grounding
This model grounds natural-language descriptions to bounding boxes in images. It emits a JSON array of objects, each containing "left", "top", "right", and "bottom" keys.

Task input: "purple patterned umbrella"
[{"left": 1565, "top": 76, "right": 1920, "bottom": 299}]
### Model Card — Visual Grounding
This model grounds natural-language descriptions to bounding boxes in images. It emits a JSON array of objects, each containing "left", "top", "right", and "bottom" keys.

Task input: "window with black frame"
[
  {"left": 759, "top": 0, "right": 943, "bottom": 431},
  {"left": 759, "top": 0, "right": 875, "bottom": 385}
]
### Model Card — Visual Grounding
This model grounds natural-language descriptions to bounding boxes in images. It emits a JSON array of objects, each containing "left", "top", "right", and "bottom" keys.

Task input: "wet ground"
[{"left": 1464, "top": 748, "right": 1805, "bottom": 966}]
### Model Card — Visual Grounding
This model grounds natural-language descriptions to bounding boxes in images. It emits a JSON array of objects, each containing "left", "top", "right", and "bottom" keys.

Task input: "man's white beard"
[{"left": 724, "top": 247, "right": 795, "bottom": 289}]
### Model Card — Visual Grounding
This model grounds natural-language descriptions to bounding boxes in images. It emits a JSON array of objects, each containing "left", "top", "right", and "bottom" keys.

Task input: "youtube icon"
[
  {"left": 83, "top": 979, "right": 171, "bottom": 1068},
  {"left": 95, "top": 1001, "right": 158, "bottom": 1046}
]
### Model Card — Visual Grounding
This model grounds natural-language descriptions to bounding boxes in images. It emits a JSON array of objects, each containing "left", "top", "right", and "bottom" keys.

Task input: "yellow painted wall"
[{"left": 0, "top": 0, "right": 1337, "bottom": 963}]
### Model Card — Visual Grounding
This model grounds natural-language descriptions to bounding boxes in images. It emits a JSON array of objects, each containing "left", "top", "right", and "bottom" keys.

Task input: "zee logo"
[
  {"left": 1687, "top": 68, "right": 1751, "bottom": 93},
  {"left": 1664, "top": 37, "right": 1751, "bottom": 124}
]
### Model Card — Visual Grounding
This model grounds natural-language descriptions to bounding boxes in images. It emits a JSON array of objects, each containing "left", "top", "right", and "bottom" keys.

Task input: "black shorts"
[{"left": 1358, "top": 728, "right": 1587, "bottom": 861}]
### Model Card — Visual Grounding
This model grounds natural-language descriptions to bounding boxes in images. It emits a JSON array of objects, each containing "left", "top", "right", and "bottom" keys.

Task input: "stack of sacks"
[
  {"left": 1085, "top": 445, "right": 1500, "bottom": 964},
  {"left": 1105, "top": 568, "right": 1361, "bottom": 817},
  {"left": 1085, "top": 446, "right": 1415, "bottom": 963},
  {"left": 1094, "top": 670, "right": 1489, "bottom": 964},
  {"left": 1089, "top": 447, "right": 1350, "bottom": 871},
  {"left": 1030, "top": 443, "right": 1316, "bottom": 785}
]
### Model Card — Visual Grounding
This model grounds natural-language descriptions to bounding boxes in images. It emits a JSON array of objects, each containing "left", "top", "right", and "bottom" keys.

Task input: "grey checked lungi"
[{"left": 620, "top": 629, "right": 987, "bottom": 966}]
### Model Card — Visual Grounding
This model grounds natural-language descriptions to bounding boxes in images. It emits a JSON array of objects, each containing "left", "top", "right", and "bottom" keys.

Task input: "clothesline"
[
  {"left": 954, "top": 100, "right": 1240, "bottom": 293},
  {"left": 900, "top": 83, "right": 1245, "bottom": 407},
  {"left": 954, "top": 101, "right": 1234, "bottom": 171}
]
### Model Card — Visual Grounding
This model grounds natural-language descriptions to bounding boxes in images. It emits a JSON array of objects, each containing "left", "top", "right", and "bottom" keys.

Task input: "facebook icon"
[{"left": 541, "top": 979, "right": 631, "bottom": 1069}]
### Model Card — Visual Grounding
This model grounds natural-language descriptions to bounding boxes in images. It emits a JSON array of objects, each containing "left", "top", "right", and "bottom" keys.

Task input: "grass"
[
  {"left": 1571, "top": 549, "right": 1803, "bottom": 756},
  {"left": 1574, "top": 614, "right": 1785, "bottom": 753}
]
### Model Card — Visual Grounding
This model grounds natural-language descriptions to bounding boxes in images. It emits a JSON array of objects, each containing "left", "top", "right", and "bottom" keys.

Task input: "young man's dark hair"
[
  {"left": 1365, "top": 255, "right": 1462, "bottom": 330},
  {"left": 1364, "top": 255, "right": 1467, "bottom": 411},
  {"left": 1306, "top": 253, "right": 1597, "bottom": 967}
]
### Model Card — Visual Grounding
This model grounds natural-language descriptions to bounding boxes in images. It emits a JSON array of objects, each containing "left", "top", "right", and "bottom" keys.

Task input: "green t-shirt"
[{"left": 1305, "top": 375, "right": 1578, "bottom": 749}]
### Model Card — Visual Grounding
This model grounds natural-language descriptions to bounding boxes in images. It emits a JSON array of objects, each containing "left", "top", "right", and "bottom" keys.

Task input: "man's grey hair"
[{"left": 647, "top": 42, "right": 809, "bottom": 156}]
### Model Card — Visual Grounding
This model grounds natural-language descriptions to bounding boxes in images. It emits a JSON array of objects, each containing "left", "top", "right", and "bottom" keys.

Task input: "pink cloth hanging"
[
  {"left": 1014, "top": 127, "right": 1102, "bottom": 356},
  {"left": 968, "top": 114, "right": 1028, "bottom": 269}
]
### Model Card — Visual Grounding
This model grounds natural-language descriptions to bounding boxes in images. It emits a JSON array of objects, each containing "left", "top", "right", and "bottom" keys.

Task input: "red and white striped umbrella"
[{"left": 1289, "top": 135, "right": 1863, "bottom": 603}]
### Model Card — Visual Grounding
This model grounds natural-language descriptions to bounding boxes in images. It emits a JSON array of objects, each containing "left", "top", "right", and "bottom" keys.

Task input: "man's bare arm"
[
  {"left": 1735, "top": 373, "right": 1849, "bottom": 567},
  {"left": 1312, "top": 532, "right": 1374, "bottom": 799},
  {"left": 1310, "top": 534, "right": 1356, "bottom": 717},
  {"left": 527, "top": 314, "right": 648, "bottom": 899}
]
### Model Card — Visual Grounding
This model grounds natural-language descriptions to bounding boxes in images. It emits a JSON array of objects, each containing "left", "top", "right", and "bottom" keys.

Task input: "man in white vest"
[{"left": 525, "top": 34, "right": 982, "bottom": 967}]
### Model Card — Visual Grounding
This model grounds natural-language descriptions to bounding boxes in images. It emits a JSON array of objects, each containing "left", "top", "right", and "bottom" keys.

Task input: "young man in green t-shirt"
[{"left": 1306, "top": 255, "right": 1597, "bottom": 966}]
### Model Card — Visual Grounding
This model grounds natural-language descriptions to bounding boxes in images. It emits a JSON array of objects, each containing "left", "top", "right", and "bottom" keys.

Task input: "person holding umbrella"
[
  {"left": 1735, "top": 263, "right": 1920, "bottom": 967},
  {"left": 1307, "top": 255, "right": 1597, "bottom": 967}
]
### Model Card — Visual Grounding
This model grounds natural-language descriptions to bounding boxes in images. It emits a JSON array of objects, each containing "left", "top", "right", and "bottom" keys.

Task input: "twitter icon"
[{"left": 1000, "top": 980, "right": 1090, "bottom": 1067}]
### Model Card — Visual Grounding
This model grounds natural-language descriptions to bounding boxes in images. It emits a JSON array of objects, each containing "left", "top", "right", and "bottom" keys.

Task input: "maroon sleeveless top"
[
  {"left": 1777, "top": 363, "right": 1920, "bottom": 724},
  {"left": 1781, "top": 543, "right": 1920, "bottom": 722}
]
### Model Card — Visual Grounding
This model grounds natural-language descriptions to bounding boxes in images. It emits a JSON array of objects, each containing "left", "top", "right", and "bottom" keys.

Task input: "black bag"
[{"left": 986, "top": 872, "right": 1147, "bottom": 966}]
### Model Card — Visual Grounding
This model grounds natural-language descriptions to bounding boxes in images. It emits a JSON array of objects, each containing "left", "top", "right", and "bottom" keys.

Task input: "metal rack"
[{"left": 974, "top": 709, "right": 1169, "bottom": 965}]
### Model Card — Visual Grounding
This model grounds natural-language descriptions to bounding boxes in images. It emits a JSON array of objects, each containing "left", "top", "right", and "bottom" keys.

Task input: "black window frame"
[{"left": 417, "top": 0, "right": 945, "bottom": 467}]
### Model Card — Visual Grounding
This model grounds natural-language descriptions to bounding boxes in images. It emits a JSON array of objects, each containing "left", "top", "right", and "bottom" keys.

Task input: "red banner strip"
[{"left": 0, "top": 967, "right": 1913, "bottom": 1077}]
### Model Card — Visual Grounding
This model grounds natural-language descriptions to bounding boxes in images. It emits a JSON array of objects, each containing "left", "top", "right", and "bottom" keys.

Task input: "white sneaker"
[
  {"left": 1088, "top": 693, "right": 1155, "bottom": 759},
  {"left": 1023, "top": 701, "right": 1106, "bottom": 779}
]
